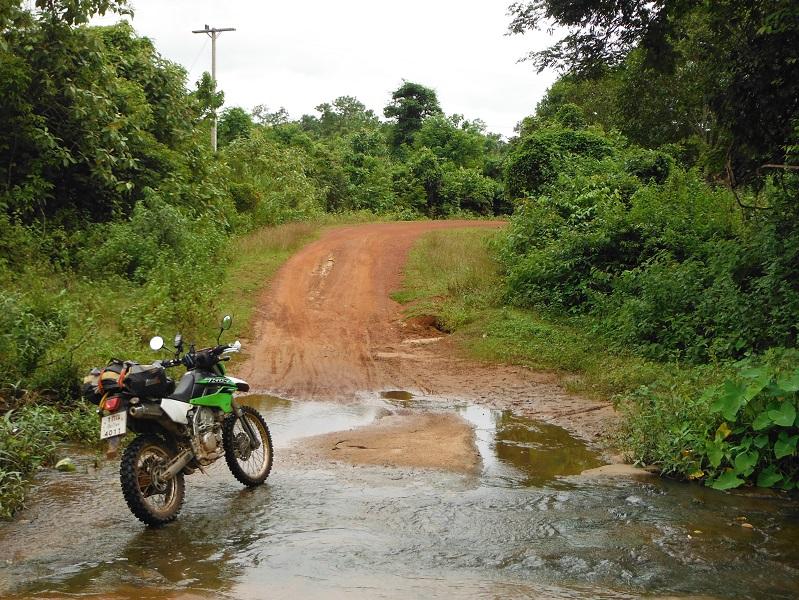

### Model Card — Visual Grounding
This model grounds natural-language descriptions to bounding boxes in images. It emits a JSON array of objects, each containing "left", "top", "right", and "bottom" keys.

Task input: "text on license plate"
[{"left": 100, "top": 411, "right": 127, "bottom": 439}]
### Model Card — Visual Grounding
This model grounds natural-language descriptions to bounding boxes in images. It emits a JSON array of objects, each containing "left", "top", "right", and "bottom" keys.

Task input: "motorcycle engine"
[{"left": 191, "top": 406, "right": 223, "bottom": 465}]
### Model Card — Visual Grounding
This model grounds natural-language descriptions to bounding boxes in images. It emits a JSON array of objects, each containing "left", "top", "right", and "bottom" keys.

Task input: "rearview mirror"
[
  {"left": 149, "top": 336, "right": 164, "bottom": 351},
  {"left": 221, "top": 315, "right": 232, "bottom": 330},
  {"left": 174, "top": 333, "right": 183, "bottom": 348}
]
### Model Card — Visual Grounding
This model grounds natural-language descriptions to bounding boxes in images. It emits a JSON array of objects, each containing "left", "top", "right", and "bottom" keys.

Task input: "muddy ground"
[{"left": 241, "top": 220, "right": 619, "bottom": 452}]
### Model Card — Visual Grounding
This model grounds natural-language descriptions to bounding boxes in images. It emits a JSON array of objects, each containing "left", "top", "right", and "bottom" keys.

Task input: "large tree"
[{"left": 383, "top": 81, "right": 442, "bottom": 152}]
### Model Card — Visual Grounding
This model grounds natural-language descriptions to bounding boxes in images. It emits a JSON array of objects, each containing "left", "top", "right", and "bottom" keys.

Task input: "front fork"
[{"left": 231, "top": 399, "right": 261, "bottom": 450}]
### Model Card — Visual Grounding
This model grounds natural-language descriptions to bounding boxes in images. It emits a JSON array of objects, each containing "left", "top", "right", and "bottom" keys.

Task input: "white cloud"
[{"left": 93, "top": 0, "right": 559, "bottom": 137}]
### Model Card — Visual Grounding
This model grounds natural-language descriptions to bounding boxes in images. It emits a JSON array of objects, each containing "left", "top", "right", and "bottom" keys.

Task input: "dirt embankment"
[{"left": 241, "top": 220, "right": 619, "bottom": 454}]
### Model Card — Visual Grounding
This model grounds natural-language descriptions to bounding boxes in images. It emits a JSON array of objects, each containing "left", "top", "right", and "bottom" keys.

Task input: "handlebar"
[{"left": 159, "top": 341, "right": 241, "bottom": 370}]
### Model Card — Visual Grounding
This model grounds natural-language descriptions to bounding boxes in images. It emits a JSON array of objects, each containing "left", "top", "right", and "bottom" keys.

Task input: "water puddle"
[
  {"left": 241, "top": 394, "right": 383, "bottom": 446},
  {"left": 379, "top": 389, "right": 415, "bottom": 402},
  {"left": 459, "top": 405, "right": 604, "bottom": 486},
  {"left": 2, "top": 396, "right": 799, "bottom": 599}
]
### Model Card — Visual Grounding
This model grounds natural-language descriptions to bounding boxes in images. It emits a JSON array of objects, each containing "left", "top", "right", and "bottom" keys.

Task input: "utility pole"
[{"left": 192, "top": 24, "right": 236, "bottom": 152}]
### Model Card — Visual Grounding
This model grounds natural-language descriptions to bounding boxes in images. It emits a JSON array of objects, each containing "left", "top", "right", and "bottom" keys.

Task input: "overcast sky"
[{"left": 94, "top": 0, "right": 558, "bottom": 138}]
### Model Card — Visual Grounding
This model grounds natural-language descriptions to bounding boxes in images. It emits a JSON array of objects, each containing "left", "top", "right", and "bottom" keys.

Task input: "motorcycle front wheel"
[
  {"left": 222, "top": 405, "right": 273, "bottom": 486},
  {"left": 120, "top": 434, "right": 185, "bottom": 527}
]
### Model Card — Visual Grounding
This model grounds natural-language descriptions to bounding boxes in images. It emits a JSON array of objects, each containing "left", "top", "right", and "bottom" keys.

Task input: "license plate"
[{"left": 100, "top": 411, "right": 127, "bottom": 440}]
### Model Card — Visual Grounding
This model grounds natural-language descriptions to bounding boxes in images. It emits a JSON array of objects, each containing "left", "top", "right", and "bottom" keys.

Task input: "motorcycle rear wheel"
[
  {"left": 223, "top": 405, "right": 273, "bottom": 486},
  {"left": 120, "top": 434, "right": 185, "bottom": 527}
]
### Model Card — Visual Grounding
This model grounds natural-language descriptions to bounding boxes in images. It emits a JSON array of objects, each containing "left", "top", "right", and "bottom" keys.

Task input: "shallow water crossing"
[{"left": 1, "top": 396, "right": 798, "bottom": 599}]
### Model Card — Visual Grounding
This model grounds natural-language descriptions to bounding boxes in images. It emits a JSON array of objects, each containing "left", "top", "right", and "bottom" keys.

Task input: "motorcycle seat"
[{"left": 169, "top": 371, "right": 199, "bottom": 403}]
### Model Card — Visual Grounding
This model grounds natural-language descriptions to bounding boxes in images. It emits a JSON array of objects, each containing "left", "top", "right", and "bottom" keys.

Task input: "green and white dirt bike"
[{"left": 85, "top": 316, "right": 273, "bottom": 526}]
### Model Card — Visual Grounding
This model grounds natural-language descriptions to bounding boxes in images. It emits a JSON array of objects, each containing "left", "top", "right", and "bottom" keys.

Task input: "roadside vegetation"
[{"left": 396, "top": 0, "right": 799, "bottom": 493}]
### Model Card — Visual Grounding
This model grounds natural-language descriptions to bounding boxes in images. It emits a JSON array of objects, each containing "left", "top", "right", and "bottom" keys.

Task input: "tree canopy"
[
  {"left": 383, "top": 81, "right": 443, "bottom": 151},
  {"left": 509, "top": 0, "right": 799, "bottom": 182}
]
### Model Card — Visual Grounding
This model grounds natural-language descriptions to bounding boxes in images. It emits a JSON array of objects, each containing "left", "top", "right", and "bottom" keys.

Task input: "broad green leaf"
[
  {"left": 740, "top": 366, "right": 767, "bottom": 380},
  {"left": 768, "top": 401, "right": 796, "bottom": 427},
  {"left": 752, "top": 411, "right": 773, "bottom": 431},
  {"left": 715, "top": 422, "right": 732, "bottom": 440},
  {"left": 710, "top": 470, "right": 744, "bottom": 490},
  {"left": 774, "top": 433, "right": 798, "bottom": 459},
  {"left": 706, "top": 441, "right": 725, "bottom": 468},
  {"left": 756, "top": 465, "right": 783, "bottom": 488},
  {"left": 753, "top": 434, "right": 769, "bottom": 449},
  {"left": 743, "top": 376, "right": 770, "bottom": 403},
  {"left": 733, "top": 450, "right": 758, "bottom": 475},
  {"left": 710, "top": 380, "right": 748, "bottom": 421},
  {"left": 776, "top": 368, "right": 799, "bottom": 393}
]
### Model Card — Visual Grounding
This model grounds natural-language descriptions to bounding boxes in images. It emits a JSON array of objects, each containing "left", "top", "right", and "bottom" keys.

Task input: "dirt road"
[{"left": 241, "top": 220, "right": 618, "bottom": 444}]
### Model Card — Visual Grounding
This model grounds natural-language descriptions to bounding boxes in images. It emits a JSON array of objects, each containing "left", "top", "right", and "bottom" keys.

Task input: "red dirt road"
[
  {"left": 241, "top": 220, "right": 500, "bottom": 398},
  {"left": 241, "top": 220, "right": 618, "bottom": 444}
]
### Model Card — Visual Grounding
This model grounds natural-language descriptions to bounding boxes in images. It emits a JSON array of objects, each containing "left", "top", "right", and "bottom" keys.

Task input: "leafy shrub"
[
  {"left": 497, "top": 161, "right": 799, "bottom": 363},
  {"left": 702, "top": 359, "right": 799, "bottom": 490},
  {"left": 621, "top": 352, "right": 799, "bottom": 491},
  {"left": 0, "top": 291, "right": 69, "bottom": 397},
  {"left": 440, "top": 166, "right": 500, "bottom": 215},
  {"left": 222, "top": 129, "right": 323, "bottom": 225},
  {"left": 81, "top": 194, "right": 200, "bottom": 282},
  {"left": 624, "top": 149, "right": 673, "bottom": 184},
  {"left": 554, "top": 103, "right": 586, "bottom": 129},
  {"left": 504, "top": 126, "right": 614, "bottom": 198}
]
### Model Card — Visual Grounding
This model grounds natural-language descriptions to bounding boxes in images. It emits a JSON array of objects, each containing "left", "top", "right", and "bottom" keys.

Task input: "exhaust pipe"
[{"left": 129, "top": 404, "right": 164, "bottom": 419}]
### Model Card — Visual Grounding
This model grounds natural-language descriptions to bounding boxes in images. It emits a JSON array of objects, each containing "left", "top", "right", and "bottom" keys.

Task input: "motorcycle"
[{"left": 83, "top": 315, "right": 273, "bottom": 526}]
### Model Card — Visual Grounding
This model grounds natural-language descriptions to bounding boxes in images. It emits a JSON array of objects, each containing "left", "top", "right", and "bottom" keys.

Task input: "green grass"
[
  {"left": 394, "top": 228, "right": 671, "bottom": 399},
  {"left": 220, "top": 221, "right": 320, "bottom": 340}
]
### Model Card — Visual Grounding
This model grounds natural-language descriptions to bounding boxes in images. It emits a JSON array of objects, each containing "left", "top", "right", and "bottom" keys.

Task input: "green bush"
[
  {"left": 440, "top": 166, "right": 500, "bottom": 215},
  {"left": 621, "top": 352, "right": 799, "bottom": 491},
  {"left": 503, "top": 126, "right": 614, "bottom": 198},
  {"left": 0, "top": 291, "right": 69, "bottom": 396},
  {"left": 222, "top": 129, "right": 323, "bottom": 225},
  {"left": 624, "top": 148, "right": 673, "bottom": 184}
]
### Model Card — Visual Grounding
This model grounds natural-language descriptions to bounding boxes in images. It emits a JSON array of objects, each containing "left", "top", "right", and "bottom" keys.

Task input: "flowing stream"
[{"left": 1, "top": 394, "right": 798, "bottom": 599}]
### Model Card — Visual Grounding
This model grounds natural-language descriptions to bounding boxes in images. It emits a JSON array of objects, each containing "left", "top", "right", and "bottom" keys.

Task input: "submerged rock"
[{"left": 55, "top": 458, "right": 76, "bottom": 472}]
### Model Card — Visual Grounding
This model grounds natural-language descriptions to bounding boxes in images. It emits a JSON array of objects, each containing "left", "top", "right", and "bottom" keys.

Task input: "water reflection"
[
  {"left": 380, "top": 390, "right": 415, "bottom": 402},
  {"left": 459, "top": 405, "right": 604, "bottom": 486},
  {"left": 241, "top": 394, "right": 383, "bottom": 446}
]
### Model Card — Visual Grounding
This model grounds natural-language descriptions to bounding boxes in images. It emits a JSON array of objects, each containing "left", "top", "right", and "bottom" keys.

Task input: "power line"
[{"left": 188, "top": 36, "right": 209, "bottom": 74}]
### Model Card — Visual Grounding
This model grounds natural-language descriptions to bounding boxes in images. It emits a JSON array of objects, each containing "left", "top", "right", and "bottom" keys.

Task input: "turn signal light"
[{"left": 104, "top": 395, "right": 121, "bottom": 412}]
